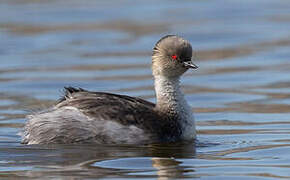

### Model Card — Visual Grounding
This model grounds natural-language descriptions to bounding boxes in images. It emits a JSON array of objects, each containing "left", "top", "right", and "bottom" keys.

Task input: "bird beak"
[{"left": 183, "top": 61, "right": 198, "bottom": 69}]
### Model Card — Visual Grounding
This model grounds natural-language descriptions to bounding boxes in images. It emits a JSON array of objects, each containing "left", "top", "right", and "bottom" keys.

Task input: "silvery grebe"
[{"left": 22, "top": 35, "right": 198, "bottom": 144}]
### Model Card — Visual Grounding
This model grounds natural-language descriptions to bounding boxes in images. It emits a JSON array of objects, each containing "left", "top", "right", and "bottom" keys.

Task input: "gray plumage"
[{"left": 22, "top": 35, "right": 198, "bottom": 144}]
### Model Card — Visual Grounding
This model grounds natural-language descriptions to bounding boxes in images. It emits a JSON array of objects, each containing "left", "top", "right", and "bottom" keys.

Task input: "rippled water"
[{"left": 1, "top": 0, "right": 290, "bottom": 179}]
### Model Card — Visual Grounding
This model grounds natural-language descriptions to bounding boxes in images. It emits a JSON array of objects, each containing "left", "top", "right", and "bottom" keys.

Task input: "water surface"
[{"left": 1, "top": 0, "right": 290, "bottom": 179}]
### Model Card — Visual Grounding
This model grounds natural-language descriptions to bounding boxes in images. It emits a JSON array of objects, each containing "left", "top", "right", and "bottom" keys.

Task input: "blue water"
[{"left": 1, "top": 0, "right": 290, "bottom": 179}]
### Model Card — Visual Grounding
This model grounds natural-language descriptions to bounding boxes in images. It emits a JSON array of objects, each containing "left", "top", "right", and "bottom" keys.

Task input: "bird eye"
[{"left": 171, "top": 55, "right": 178, "bottom": 60}]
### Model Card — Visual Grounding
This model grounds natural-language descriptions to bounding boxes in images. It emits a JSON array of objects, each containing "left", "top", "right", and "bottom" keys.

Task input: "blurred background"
[{"left": 1, "top": 0, "right": 290, "bottom": 179}]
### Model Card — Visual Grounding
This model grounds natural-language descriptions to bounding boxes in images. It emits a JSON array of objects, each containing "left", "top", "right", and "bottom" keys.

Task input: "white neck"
[
  {"left": 154, "top": 75, "right": 183, "bottom": 110},
  {"left": 154, "top": 75, "right": 196, "bottom": 140}
]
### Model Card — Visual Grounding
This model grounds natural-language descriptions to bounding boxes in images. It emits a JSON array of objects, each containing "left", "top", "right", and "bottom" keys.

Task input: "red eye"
[{"left": 171, "top": 55, "right": 177, "bottom": 60}]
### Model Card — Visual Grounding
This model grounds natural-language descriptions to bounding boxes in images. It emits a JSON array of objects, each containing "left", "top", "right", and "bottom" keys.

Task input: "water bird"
[{"left": 22, "top": 35, "right": 198, "bottom": 144}]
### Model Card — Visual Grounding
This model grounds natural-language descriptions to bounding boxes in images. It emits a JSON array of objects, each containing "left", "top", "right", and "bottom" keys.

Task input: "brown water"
[{"left": 1, "top": 0, "right": 290, "bottom": 179}]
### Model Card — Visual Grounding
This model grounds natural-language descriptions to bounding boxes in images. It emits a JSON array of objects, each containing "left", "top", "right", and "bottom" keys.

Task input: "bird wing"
[{"left": 56, "top": 87, "right": 157, "bottom": 126}]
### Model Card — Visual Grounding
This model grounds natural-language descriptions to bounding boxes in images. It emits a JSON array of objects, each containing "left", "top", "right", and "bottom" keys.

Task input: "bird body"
[{"left": 22, "top": 35, "right": 197, "bottom": 144}]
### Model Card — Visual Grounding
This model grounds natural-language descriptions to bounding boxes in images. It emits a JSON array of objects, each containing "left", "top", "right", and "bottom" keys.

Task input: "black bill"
[{"left": 183, "top": 61, "right": 198, "bottom": 69}]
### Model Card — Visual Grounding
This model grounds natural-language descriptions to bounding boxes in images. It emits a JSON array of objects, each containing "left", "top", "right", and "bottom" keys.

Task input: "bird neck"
[
  {"left": 154, "top": 74, "right": 196, "bottom": 140},
  {"left": 154, "top": 75, "right": 190, "bottom": 117}
]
